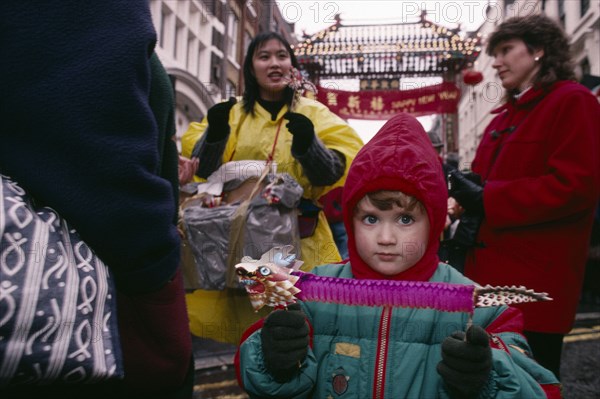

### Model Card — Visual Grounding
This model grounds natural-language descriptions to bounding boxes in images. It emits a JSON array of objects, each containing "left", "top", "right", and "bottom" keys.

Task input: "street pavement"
[
  {"left": 560, "top": 309, "right": 600, "bottom": 399},
  {"left": 192, "top": 305, "right": 600, "bottom": 399}
]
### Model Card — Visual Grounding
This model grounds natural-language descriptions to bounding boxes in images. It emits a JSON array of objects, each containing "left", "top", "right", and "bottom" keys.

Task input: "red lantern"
[{"left": 462, "top": 69, "right": 484, "bottom": 85}]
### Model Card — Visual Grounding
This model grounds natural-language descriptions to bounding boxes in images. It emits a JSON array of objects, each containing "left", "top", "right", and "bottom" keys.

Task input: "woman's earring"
[{"left": 534, "top": 56, "right": 540, "bottom": 62}]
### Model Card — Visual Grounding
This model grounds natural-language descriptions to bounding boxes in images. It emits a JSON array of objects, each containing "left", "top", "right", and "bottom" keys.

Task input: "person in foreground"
[
  {"left": 182, "top": 31, "right": 362, "bottom": 271},
  {"left": 235, "top": 113, "right": 560, "bottom": 398},
  {"left": 181, "top": 31, "right": 363, "bottom": 344},
  {"left": 1, "top": 1, "right": 192, "bottom": 398},
  {"left": 448, "top": 14, "right": 600, "bottom": 378}
]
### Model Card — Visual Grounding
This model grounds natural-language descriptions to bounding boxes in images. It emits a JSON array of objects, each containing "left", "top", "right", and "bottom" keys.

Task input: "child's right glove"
[
  {"left": 260, "top": 303, "right": 309, "bottom": 383},
  {"left": 437, "top": 325, "right": 492, "bottom": 399}
]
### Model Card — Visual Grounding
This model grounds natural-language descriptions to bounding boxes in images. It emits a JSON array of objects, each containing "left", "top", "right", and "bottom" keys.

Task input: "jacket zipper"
[
  {"left": 489, "top": 333, "right": 509, "bottom": 353},
  {"left": 373, "top": 306, "right": 392, "bottom": 399}
]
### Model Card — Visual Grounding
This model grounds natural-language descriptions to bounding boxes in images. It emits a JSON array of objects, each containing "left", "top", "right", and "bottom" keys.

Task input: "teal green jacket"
[{"left": 238, "top": 263, "right": 560, "bottom": 398}]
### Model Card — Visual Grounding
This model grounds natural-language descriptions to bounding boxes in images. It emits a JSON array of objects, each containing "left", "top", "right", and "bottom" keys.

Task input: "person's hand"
[
  {"left": 447, "top": 197, "right": 464, "bottom": 218},
  {"left": 445, "top": 215, "right": 452, "bottom": 229},
  {"left": 437, "top": 325, "right": 492, "bottom": 398},
  {"left": 448, "top": 170, "right": 484, "bottom": 216},
  {"left": 206, "top": 97, "right": 236, "bottom": 142},
  {"left": 284, "top": 112, "right": 315, "bottom": 154},
  {"left": 178, "top": 156, "right": 199, "bottom": 185},
  {"left": 462, "top": 172, "right": 482, "bottom": 186},
  {"left": 261, "top": 303, "right": 309, "bottom": 383}
]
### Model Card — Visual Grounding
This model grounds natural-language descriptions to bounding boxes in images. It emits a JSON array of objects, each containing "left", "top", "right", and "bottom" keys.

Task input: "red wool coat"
[{"left": 465, "top": 81, "right": 600, "bottom": 334}]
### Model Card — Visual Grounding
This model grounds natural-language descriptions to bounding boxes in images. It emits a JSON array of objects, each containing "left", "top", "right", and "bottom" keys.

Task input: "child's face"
[{"left": 353, "top": 196, "right": 429, "bottom": 276}]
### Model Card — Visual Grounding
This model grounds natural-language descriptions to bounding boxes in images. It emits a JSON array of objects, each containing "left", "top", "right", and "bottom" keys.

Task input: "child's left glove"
[
  {"left": 437, "top": 325, "right": 492, "bottom": 398},
  {"left": 260, "top": 303, "right": 309, "bottom": 383}
]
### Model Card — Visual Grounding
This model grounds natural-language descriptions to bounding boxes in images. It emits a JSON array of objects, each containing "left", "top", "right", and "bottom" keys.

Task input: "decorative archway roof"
[{"left": 293, "top": 14, "right": 482, "bottom": 80}]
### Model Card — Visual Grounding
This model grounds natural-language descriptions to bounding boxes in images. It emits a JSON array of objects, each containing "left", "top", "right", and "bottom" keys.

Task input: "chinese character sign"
[{"left": 316, "top": 82, "right": 461, "bottom": 120}]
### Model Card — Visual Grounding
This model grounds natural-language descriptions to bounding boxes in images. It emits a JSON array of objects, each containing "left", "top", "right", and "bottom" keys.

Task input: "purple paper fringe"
[{"left": 292, "top": 272, "right": 475, "bottom": 313}]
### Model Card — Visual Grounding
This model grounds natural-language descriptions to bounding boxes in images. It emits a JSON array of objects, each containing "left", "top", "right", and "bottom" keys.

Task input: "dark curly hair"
[
  {"left": 242, "top": 32, "right": 300, "bottom": 115},
  {"left": 486, "top": 14, "right": 575, "bottom": 97}
]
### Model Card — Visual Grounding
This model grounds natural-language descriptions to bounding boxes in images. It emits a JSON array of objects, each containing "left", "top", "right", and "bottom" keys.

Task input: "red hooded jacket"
[
  {"left": 466, "top": 81, "right": 600, "bottom": 334},
  {"left": 342, "top": 113, "right": 448, "bottom": 282}
]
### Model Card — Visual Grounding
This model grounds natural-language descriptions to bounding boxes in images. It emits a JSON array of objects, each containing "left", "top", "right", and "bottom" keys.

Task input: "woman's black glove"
[
  {"left": 206, "top": 97, "right": 236, "bottom": 142},
  {"left": 437, "top": 325, "right": 492, "bottom": 398},
  {"left": 284, "top": 112, "right": 315, "bottom": 154},
  {"left": 260, "top": 303, "right": 309, "bottom": 383},
  {"left": 448, "top": 170, "right": 485, "bottom": 216}
]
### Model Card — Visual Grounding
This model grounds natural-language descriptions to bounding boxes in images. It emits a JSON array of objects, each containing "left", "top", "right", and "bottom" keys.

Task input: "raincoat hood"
[{"left": 342, "top": 113, "right": 448, "bottom": 281}]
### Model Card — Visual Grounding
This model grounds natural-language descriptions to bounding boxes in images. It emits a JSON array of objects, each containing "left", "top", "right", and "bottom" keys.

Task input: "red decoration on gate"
[{"left": 316, "top": 82, "right": 461, "bottom": 120}]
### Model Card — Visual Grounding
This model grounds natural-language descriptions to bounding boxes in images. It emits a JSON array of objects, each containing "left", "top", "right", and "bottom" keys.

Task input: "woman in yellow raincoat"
[{"left": 181, "top": 32, "right": 363, "bottom": 344}]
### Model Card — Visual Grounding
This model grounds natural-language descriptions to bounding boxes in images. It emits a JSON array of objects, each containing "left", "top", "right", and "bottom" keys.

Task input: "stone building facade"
[{"left": 149, "top": 0, "right": 296, "bottom": 149}]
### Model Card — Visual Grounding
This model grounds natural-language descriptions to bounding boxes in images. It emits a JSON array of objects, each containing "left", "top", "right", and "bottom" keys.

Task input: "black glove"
[
  {"left": 284, "top": 112, "right": 315, "bottom": 154},
  {"left": 442, "top": 162, "right": 457, "bottom": 182},
  {"left": 437, "top": 325, "right": 492, "bottom": 398},
  {"left": 448, "top": 170, "right": 485, "bottom": 216},
  {"left": 261, "top": 303, "right": 309, "bottom": 383},
  {"left": 206, "top": 97, "right": 236, "bottom": 142},
  {"left": 463, "top": 172, "right": 482, "bottom": 186}
]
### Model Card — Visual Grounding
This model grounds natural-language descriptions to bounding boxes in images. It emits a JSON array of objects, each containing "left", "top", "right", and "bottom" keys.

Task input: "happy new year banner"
[{"left": 316, "top": 82, "right": 461, "bottom": 120}]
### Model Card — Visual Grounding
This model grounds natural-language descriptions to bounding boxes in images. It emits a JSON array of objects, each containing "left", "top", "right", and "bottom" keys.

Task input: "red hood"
[{"left": 342, "top": 113, "right": 448, "bottom": 281}]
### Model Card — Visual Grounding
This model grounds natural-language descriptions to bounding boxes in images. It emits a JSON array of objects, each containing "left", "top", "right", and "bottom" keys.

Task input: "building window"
[
  {"left": 558, "top": 0, "right": 566, "bottom": 26},
  {"left": 581, "top": 0, "right": 590, "bottom": 16},
  {"left": 187, "top": 35, "right": 197, "bottom": 71},
  {"left": 159, "top": 8, "right": 166, "bottom": 47},
  {"left": 580, "top": 57, "right": 591, "bottom": 76},
  {"left": 227, "top": 12, "right": 239, "bottom": 59},
  {"left": 212, "top": 27, "right": 222, "bottom": 48},
  {"left": 159, "top": 6, "right": 174, "bottom": 51},
  {"left": 226, "top": 80, "right": 237, "bottom": 98},
  {"left": 244, "top": 30, "right": 252, "bottom": 55},
  {"left": 198, "top": 43, "right": 206, "bottom": 79},
  {"left": 504, "top": 0, "right": 516, "bottom": 15},
  {"left": 211, "top": 52, "right": 221, "bottom": 84},
  {"left": 201, "top": 0, "right": 223, "bottom": 19},
  {"left": 174, "top": 19, "right": 185, "bottom": 60}
]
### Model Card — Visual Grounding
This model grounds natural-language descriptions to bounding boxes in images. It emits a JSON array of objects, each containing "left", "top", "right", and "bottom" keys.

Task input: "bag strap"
[
  {"left": 225, "top": 159, "right": 273, "bottom": 288},
  {"left": 225, "top": 115, "right": 285, "bottom": 288}
]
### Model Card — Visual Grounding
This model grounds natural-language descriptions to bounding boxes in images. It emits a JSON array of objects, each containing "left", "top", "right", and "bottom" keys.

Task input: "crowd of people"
[{"left": 2, "top": 1, "right": 599, "bottom": 397}]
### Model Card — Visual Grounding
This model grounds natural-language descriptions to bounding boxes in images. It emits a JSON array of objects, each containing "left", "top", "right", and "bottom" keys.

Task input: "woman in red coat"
[{"left": 449, "top": 14, "right": 600, "bottom": 378}]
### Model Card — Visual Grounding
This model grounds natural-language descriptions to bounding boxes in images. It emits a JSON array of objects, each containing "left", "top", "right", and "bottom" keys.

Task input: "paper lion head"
[{"left": 235, "top": 246, "right": 302, "bottom": 311}]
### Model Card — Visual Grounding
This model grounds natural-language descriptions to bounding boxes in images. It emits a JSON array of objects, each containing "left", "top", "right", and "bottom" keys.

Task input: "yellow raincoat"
[{"left": 181, "top": 96, "right": 363, "bottom": 343}]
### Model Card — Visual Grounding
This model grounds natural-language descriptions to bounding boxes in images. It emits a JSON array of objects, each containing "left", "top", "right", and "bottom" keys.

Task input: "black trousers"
[{"left": 524, "top": 330, "right": 564, "bottom": 379}]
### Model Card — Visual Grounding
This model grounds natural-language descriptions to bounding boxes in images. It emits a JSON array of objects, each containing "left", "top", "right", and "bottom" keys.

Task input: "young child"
[{"left": 235, "top": 113, "right": 560, "bottom": 398}]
